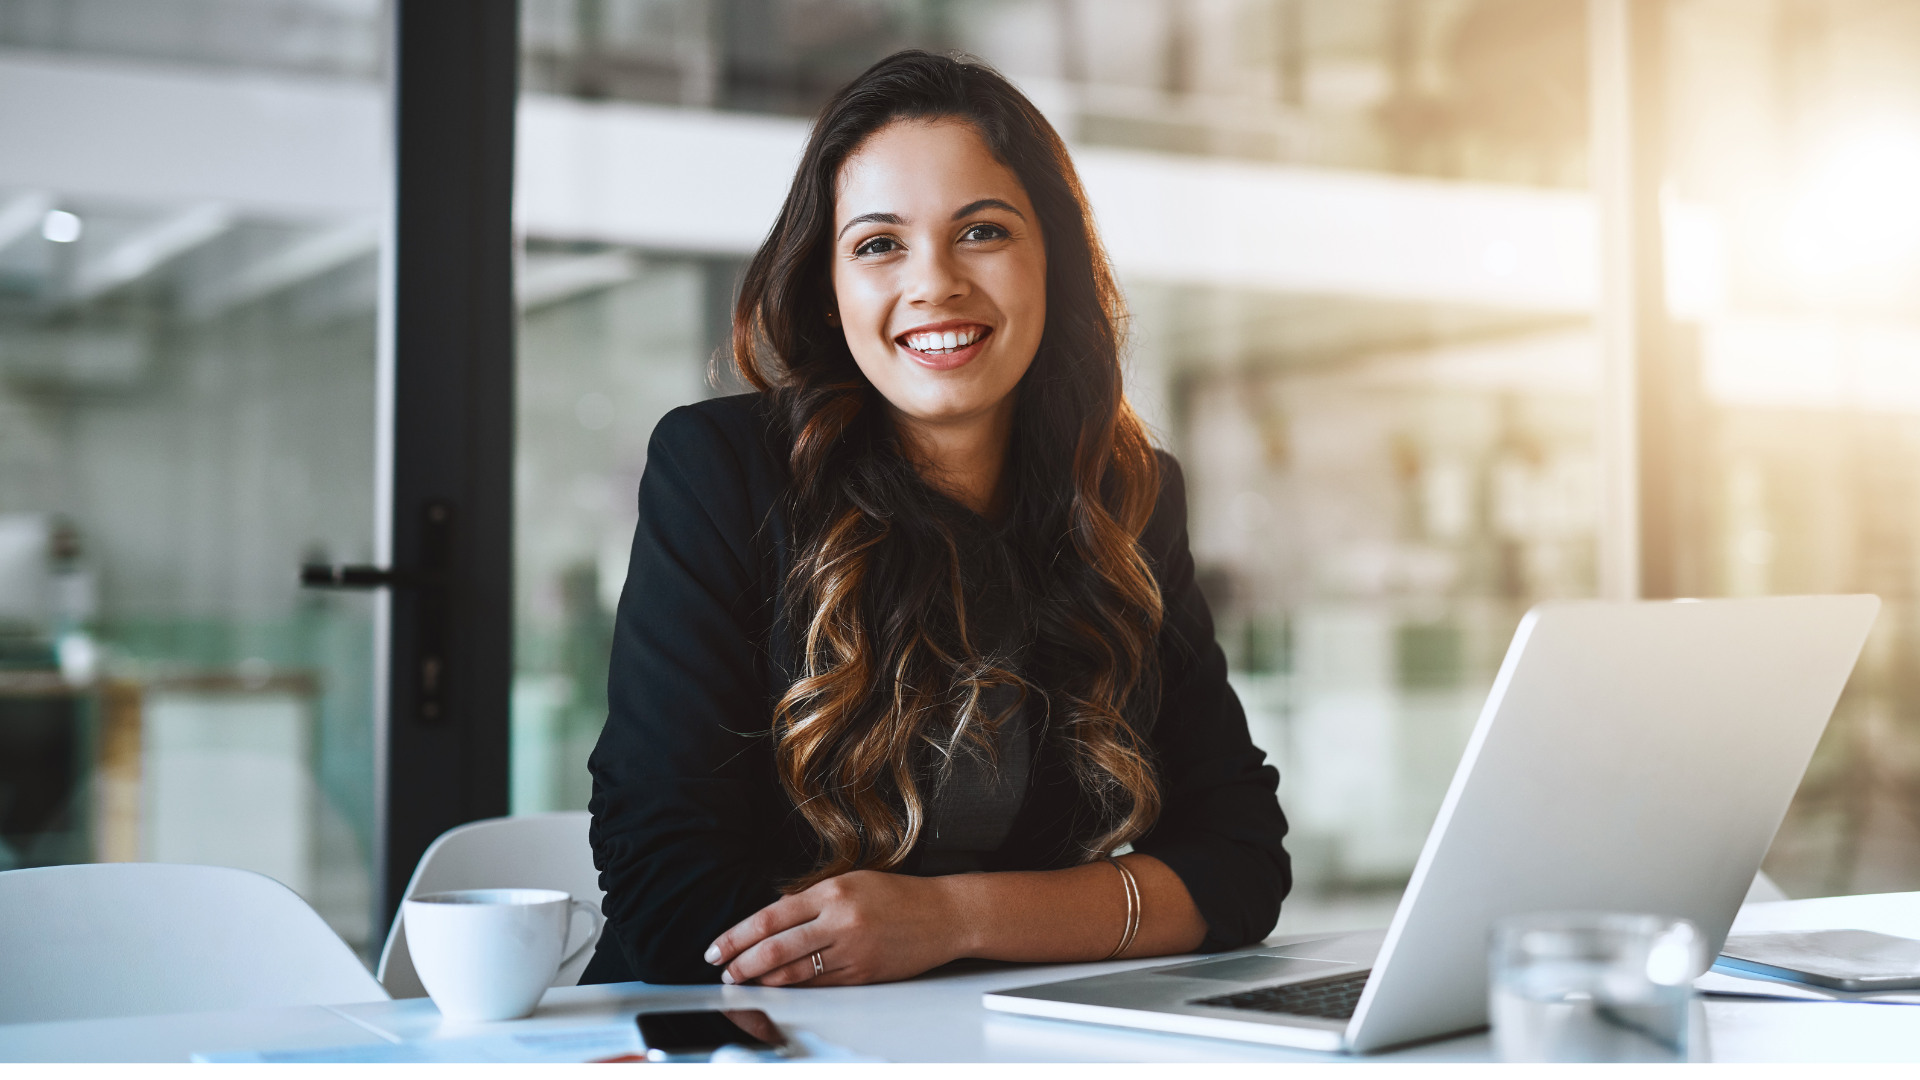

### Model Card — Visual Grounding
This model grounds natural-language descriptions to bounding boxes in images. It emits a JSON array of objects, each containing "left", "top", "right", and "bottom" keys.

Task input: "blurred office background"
[{"left": 3, "top": 0, "right": 1919, "bottom": 957}]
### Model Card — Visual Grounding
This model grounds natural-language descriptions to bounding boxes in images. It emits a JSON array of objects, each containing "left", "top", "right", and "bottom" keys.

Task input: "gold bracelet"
[{"left": 1104, "top": 855, "right": 1141, "bottom": 960}]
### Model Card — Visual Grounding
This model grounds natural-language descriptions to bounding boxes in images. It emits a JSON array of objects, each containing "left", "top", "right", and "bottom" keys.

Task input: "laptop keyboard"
[{"left": 1189, "top": 970, "right": 1370, "bottom": 1020}]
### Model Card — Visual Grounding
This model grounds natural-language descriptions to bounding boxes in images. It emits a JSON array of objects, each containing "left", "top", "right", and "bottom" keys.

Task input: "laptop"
[{"left": 985, "top": 596, "right": 1880, "bottom": 1053}]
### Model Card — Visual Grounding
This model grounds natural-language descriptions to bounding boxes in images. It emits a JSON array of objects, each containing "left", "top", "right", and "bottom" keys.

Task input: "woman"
[{"left": 583, "top": 49, "right": 1289, "bottom": 988}]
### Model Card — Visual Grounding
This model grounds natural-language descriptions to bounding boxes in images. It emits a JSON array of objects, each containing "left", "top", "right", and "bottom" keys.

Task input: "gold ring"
[{"left": 810, "top": 951, "right": 824, "bottom": 977}]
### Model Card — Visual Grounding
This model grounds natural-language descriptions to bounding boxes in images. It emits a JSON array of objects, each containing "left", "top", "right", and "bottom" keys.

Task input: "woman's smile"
[{"left": 896, "top": 319, "right": 994, "bottom": 370}]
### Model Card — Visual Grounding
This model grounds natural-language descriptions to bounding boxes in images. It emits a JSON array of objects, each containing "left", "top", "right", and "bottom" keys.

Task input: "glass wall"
[
  {"left": 513, "top": 251, "right": 721, "bottom": 814},
  {"left": 1663, "top": 0, "right": 1920, "bottom": 898},
  {"left": 0, "top": 0, "right": 387, "bottom": 956},
  {"left": 10, "top": 0, "right": 1914, "bottom": 957}
]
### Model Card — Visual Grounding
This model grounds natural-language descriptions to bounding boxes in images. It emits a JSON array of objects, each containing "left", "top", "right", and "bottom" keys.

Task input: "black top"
[
  {"left": 582, "top": 394, "right": 1291, "bottom": 986},
  {"left": 915, "top": 512, "right": 1037, "bottom": 876}
]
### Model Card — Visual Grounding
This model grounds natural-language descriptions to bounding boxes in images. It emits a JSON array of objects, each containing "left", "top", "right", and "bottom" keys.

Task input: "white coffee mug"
[{"left": 402, "top": 888, "right": 605, "bottom": 1022}]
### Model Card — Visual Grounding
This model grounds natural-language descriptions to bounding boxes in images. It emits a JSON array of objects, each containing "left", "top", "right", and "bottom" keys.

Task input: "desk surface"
[{"left": 6, "top": 892, "right": 1920, "bottom": 1063}]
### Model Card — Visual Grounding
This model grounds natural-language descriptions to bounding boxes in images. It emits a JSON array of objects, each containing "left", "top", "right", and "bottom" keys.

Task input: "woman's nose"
[{"left": 902, "top": 247, "right": 968, "bottom": 306}]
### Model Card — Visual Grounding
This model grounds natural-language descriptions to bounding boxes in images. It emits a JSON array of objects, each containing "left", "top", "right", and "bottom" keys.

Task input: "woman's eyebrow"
[
  {"left": 837, "top": 211, "right": 904, "bottom": 239},
  {"left": 952, "top": 198, "right": 1023, "bottom": 221},
  {"left": 835, "top": 199, "right": 1023, "bottom": 240}
]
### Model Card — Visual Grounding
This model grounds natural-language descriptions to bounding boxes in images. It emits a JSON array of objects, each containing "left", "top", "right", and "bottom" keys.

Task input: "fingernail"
[
  {"left": 704, "top": 944, "right": 721, "bottom": 965},
  {"left": 720, "top": 969, "right": 735, "bottom": 985}
]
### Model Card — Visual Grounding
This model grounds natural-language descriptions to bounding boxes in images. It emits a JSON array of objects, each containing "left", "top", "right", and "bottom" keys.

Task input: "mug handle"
[{"left": 560, "top": 898, "right": 606, "bottom": 972}]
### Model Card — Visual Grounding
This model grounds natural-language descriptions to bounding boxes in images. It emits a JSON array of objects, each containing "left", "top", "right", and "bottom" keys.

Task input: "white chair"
[
  {"left": 0, "top": 863, "right": 388, "bottom": 1024},
  {"left": 376, "top": 811, "right": 606, "bottom": 998}
]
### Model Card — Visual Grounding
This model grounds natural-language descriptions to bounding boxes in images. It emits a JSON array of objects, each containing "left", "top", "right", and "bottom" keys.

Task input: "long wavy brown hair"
[{"left": 732, "top": 50, "right": 1164, "bottom": 889}]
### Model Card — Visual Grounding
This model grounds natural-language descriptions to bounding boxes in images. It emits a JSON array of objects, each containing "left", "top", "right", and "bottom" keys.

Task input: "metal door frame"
[{"left": 376, "top": 0, "right": 519, "bottom": 933}]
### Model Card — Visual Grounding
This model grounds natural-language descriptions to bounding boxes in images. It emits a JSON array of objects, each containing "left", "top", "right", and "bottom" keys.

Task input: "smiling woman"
[{"left": 582, "top": 50, "right": 1292, "bottom": 989}]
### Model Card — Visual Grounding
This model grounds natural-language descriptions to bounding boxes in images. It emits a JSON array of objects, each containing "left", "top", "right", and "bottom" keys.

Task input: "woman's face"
[{"left": 831, "top": 118, "right": 1047, "bottom": 434}]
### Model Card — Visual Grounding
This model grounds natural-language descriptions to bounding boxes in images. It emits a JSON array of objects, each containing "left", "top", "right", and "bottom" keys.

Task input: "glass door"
[{"left": 0, "top": 1, "right": 388, "bottom": 957}]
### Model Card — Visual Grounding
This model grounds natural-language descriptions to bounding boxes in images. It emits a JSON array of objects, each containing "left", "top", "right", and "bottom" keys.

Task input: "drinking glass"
[{"left": 1490, "top": 912, "right": 1705, "bottom": 1063}]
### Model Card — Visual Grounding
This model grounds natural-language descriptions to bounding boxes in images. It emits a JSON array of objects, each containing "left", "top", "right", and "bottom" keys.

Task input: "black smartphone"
[{"left": 635, "top": 1009, "right": 788, "bottom": 1061}]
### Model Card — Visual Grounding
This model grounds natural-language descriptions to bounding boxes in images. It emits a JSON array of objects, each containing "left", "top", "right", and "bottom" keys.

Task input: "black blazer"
[{"left": 583, "top": 394, "right": 1291, "bottom": 985}]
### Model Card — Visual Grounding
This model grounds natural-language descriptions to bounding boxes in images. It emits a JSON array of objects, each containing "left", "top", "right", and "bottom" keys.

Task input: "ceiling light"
[{"left": 42, "top": 209, "right": 83, "bottom": 243}]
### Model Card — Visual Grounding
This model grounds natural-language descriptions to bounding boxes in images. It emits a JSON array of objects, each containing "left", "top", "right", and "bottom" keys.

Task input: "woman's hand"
[{"left": 704, "top": 870, "right": 970, "bottom": 987}]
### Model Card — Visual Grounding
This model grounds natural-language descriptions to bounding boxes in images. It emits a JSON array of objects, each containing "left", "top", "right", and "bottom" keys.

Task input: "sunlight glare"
[{"left": 1780, "top": 123, "right": 1920, "bottom": 292}]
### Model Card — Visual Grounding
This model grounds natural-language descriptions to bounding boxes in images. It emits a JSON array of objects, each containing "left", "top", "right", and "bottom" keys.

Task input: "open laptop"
[{"left": 985, "top": 596, "right": 1880, "bottom": 1053}]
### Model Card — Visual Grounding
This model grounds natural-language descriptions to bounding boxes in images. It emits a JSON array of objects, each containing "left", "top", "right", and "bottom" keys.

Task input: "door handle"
[
  {"left": 300, "top": 564, "right": 412, "bottom": 588},
  {"left": 300, "top": 499, "right": 454, "bottom": 723}
]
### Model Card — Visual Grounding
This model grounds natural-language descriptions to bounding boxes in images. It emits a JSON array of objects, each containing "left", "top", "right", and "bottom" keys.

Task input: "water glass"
[{"left": 1490, "top": 912, "right": 1705, "bottom": 1063}]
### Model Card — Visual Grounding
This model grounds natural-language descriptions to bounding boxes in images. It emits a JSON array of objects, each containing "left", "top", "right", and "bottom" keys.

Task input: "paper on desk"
[
  {"left": 1696, "top": 965, "right": 1920, "bottom": 1005},
  {"left": 191, "top": 1023, "right": 642, "bottom": 1064},
  {"left": 192, "top": 1023, "right": 883, "bottom": 1063}
]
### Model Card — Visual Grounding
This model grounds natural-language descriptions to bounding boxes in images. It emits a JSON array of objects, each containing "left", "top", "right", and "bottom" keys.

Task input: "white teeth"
[{"left": 905, "top": 327, "right": 983, "bottom": 353}]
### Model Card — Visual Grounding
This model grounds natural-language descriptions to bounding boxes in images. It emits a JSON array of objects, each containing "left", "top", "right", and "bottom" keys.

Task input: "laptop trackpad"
[{"left": 1154, "top": 953, "right": 1352, "bottom": 983}]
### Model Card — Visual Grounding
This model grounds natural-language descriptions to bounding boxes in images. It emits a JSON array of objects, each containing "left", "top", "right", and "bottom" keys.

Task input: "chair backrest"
[
  {"left": 376, "top": 811, "right": 604, "bottom": 998},
  {"left": 0, "top": 863, "right": 387, "bottom": 1024}
]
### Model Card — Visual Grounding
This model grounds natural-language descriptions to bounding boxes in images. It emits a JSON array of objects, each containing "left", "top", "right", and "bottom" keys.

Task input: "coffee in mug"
[{"left": 402, "top": 888, "right": 604, "bottom": 1022}]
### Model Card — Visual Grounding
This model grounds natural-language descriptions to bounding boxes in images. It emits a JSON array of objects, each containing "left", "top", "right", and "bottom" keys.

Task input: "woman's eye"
[
  {"left": 961, "top": 223, "right": 1010, "bottom": 242},
  {"left": 853, "top": 236, "right": 899, "bottom": 256}
]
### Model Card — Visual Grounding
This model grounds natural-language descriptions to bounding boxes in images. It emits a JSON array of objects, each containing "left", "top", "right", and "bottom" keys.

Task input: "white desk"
[{"left": 6, "top": 893, "right": 1920, "bottom": 1063}]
